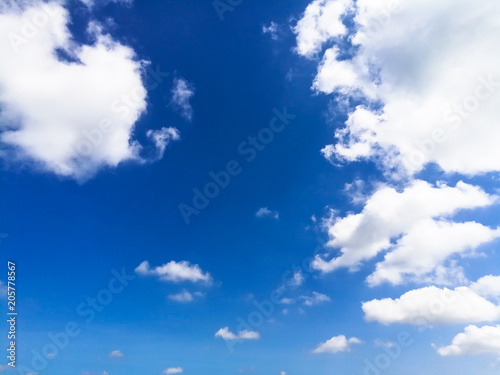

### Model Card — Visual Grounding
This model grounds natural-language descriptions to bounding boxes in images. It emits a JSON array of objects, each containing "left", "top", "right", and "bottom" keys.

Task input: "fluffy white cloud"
[
  {"left": 471, "top": 275, "right": 500, "bottom": 299},
  {"left": 135, "top": 260, "right": 212, "bottom": 284},
  {"left": 215, "top": 327, "right": 260, "bottom": 341},
  {"left": 0, "top": 1, "right": 177, "bottom": 181},
  {"left": 171, "top": 77, "right": 195, "bottom": 121},
  {"left": 436, "top": 325, "right": 500, "bottom": 356},
  {"left": 109, "top": 350, "right": 123, "bottom": 358},
  {"left": 301, "top": 292, "right": 331, "bottom": 306},
  {"left": 168, "top": 290, "right": 194, "bottom": 303},
  {"left": 368, "top": 220, "right": 500, "bottom": 286},
  {"left": 312, "top": 180, "right": 498, "bottom": 285},
  {"left": 163, "top": 368, "right": 183, "bottom": 375},
  {"left": 295, "top": 0, "right": 500, "bottom": 176},
  {"left": 294, "top": 0, "right": 353, "bottom": 57},
  {"left": 255, "top": 207, "right": 279, "bottom": 220},
  {"left": 362, "top": 283, "right": 500, "bottom": 326},
  {"left": 312, "top": 335, "right": 361, "bottom": 354}
]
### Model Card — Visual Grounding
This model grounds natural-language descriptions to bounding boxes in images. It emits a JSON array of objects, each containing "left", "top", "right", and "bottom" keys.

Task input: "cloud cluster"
[
  {"left": 295, "top": 0, "right": 500, "bottom": 176},
  {"left": 312, "top": 180, "right": 499, "bottom": 285}
]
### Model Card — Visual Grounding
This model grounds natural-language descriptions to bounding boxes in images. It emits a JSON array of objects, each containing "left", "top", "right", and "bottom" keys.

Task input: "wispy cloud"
[
  {"left": 255, "top": 207, "right": 279, "bottom": 220},
  {"left": 171, "top": 77, "right": 195, "bottom": 121}
]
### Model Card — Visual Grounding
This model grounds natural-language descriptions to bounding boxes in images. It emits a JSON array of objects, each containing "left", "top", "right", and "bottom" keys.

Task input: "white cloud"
[
  {"left": 281, "top": 298, "right": 295, "bottom": 304},
  {"left": 255, "top": 207, "right": 279, "bottom": 220},
  {"left": 171, "top": 77, "right": 195, "bottom": 121},
  {"left": 294, "top": 0, "right": 353, "bottom": 58},
  {"left": 215, "top": 327, "right": 260, "bottom": 341},
  {"left": 163, "top": 368, "right": 183, "bottom": 375},
  {"left": 312, "top": 335, "right": 361, "bottom": 354},
  {"left": 109, "top": 350, "right": 123, "bottom": 358},
  {"left": 168, "top": 290, "right": 204, "bottom": 303},
  {"left": 146, "top": 127, "right": 180, "bottom": 161},
  {"left": 471, "top": 275, "right": 500, "bottom": 299},
  {"left": 135, "top": 260, "right": 212, "bottom": 284},
  {"left": 289, "top": 271, "right": 304, "bottom": 287},
  {"left": 0, "top": 1, "right": 176, "bottom": 181},
  {"left": 295, "top": 0, "right": 500, "bottom": 176},
  {"left": 362, "top": 283, "right": 500, "bottom": 326},
  {"left": 311, "top": 180, "right": 498, "bottom": 286},
  {"left": 300, "top": 291, "right": 331, "bottom": 306},
  {"left": 262, "top": 22, "right": 279, "bottom": 40},
  {"left": 436, "top": 325, "right": 500, "bottom": 356}
]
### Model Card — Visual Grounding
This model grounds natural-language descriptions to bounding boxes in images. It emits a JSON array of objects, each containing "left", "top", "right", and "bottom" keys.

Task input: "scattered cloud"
[
  {"left": 135, "top": 260, "right": 212, "bottom": 284},
  {"left": 0, "top": 1, "right": 175, "bottom": 181},
  {"left": 255, "top": 207, "right": 279, "bottom": 220},
  {"left": 435, "top": 325, "right": 500, "bottom": 356},
  {"left": 171, "top": 77, "right": 195, "bottom": 121},
  {"left": 312, "top": 335, "right": 361, "bottom": 354},
  {"left": 362, "top": 282, "right": 500, "bottom": 326},
  {"left": 215, "top": 327, "right": 260, "bottom": 341},
  {"left": 163, "top": 368, "right": 183, "bottom": 375}
]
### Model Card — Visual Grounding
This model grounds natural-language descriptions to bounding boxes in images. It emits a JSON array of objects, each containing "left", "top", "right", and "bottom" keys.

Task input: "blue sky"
[{"left": 0, "top": 0, "right": 500, "bottom": 374}]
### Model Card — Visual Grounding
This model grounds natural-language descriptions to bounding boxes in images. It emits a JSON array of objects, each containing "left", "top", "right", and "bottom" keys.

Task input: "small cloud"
[
  {"left": 289, "top": 271, "right": 304, "bottom": 287},
  {"left": 281, "top": 298, "right": 295, "bottom": 305},
  {"left": 262, "top": 21, "right": 280, "bottom": 40},
  {"left": 168, "top": 290, "right": 204, "bottom": 303},
  {"left": 313, "top": 335, "right": 362, "bottom": 354},
  {"left": 146, "top": 127, "right": 180, "bottom": 161},
  {"left": 171, "top": 77, "right": 195, "bottom": 121},
  {"left": 255, "top": 207, "right": 279, "bottom": 220},
  {"left": 135, "top": 260, "right": 212, "bottom": 284},
  {"left": 215, "top": 327, "right": 260, "bottom": 341},
  {"left": 163, "top": 368, "right": 183, "bottom": 374},
  {"left": 280, "top": 372, "right": 287, "bottom": 375},
  {"left": 109, "top": 350, "right": 123, "bottom": 358},
  {"left": 374, "top": 339, "right": 396, "bottom": 348},
  {"left": 300, "top": 292, "right": 331, "bottom": 306}
]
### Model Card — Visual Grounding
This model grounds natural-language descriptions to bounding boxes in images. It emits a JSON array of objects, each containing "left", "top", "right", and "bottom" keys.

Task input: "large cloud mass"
[{"left": 295, "top": 0, "right": 500, "bottom": 176}]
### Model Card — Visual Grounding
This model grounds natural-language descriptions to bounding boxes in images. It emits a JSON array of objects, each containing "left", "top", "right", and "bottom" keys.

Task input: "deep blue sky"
[{"left": 1, "top": 1, "right": 499, "bottom": 375}]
